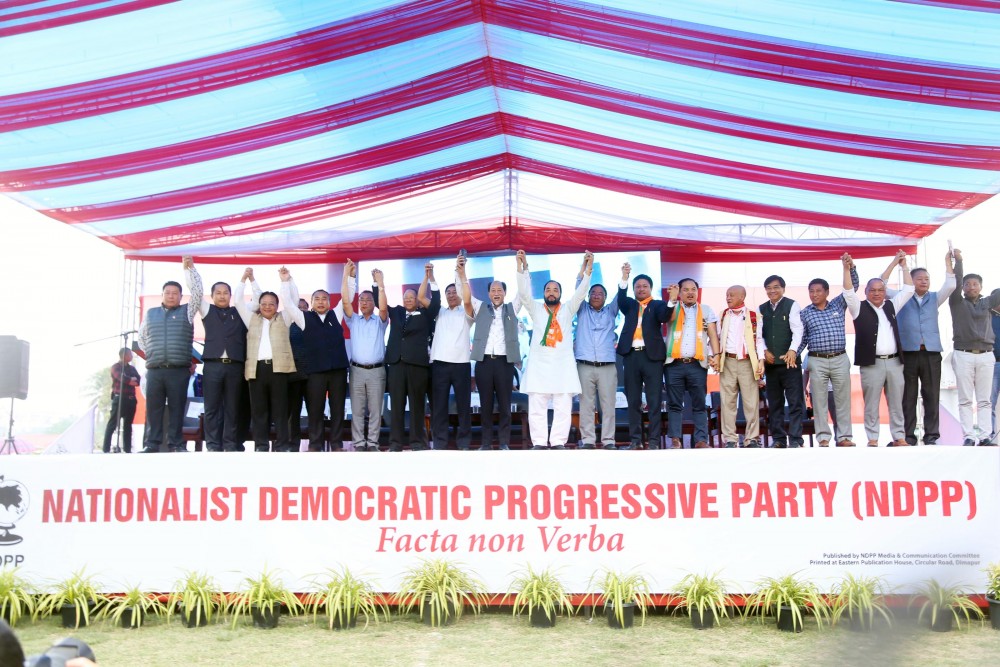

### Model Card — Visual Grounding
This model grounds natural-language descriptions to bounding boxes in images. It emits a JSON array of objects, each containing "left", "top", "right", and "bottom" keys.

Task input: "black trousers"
[
  {"left": 431, "top": 361, "right": 472, "bottom": 450},
  {"left": 387, "top": 361, "right": 429, "bottom": 450},
  {"left": 306, "top": 367, "right": 348, "bottom": 451},
  {"left": 248, "top": 361, "right": 291, "bottom": 452},
  {"left": 475, "top": 356, "right": 515, "bottom": 448},
  {"left": 286, "top": 373, "right": 307, "bottom": 448},
  {"left": 764, "top": 363, "right": 805, "bottom": 446},
  {"left": 103, "top": 394, "right": 136, "bottom": 453},
  {"left": 903, "top": 350, "right": 942, "bottom": 444},
  {"left": 202, "top": 360, "right": 245, "bottom": 451},
  {"left": 145, "top": 367, "right": 189, "bottom": 451},
  {"left": 624, "top": 348, "right": 662, "bottom": 446}
]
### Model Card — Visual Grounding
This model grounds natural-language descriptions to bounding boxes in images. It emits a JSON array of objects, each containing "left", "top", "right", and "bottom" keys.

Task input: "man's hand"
[
  {"left": 241, "top": 267, "right": 253, "bottom": 283},
  {"left": 781, "top": 350, "right": 798, "bottom": 368},
  {"left": 953, "top": 248, "right": 963, "bottom": 262},
  {"left": 841, "top": 252, "right": 854, "bottom": 268},
  {"left": 667, "top": 283, "right": 679, "bottom": 301},
  {"left": 708, "top": 355, "right": 719, "bottom": 372},
  {"left": 898, "top": 253, "right": 908, "bottom": 270},
  {"left": 764, "top": 350, "right": 776, "bottom": 365},
  {"left": 372, "top": 268, "right": 384, "bottom": 286},
  {"left": 424, "top": 262, "right": 434, "bottom": 281},
  {"left": 278, "top": 266, "right": 291, "bottom": 282},
  {"left": 583, "top": 250, "right": 594, "bottom": 274},
  {"left": 345, "top": 258, "right": 356, "bottom": 278},
  {"left": 457, "top": 255, "right": 467, "bottom": 279},
  {"left": 182, "top": 255, "right": 194, "bottom": 270},
  {"left": 622, "top": 262, "right": 631, "bottom": 281},
  {"left": 516, "top": 249, "right": 527, "bottom": 271}
]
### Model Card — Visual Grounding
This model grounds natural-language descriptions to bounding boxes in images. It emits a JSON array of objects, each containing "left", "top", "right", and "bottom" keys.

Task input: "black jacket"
[{"left": 616, "top": 286, "right": 673, "bottom": 360}]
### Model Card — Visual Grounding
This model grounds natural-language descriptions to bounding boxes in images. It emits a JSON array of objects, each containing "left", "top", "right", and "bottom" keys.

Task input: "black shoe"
[
  {"left": 963, "top": 438, "right": 977, "bottom": 446},
  {"left": 499, "top": 445, "right": 510, "bottom": 451},
  {"left": 626, "top": 444, "right": 640, "bottom": 450},
  {"left": 389, "top": 446, "right": 402, "bottom": 452},
  {"left": 789, "top": 443, "right": 801, "bottom": 448},
  {"left": 725, "top": 442, "right": 737, "bottom": 449},
  {"left": 531, "top": 445, "right": 547, "bottom": 450},
  {"left": 139, "top": 447, "right": 159, "bottom": 453},
  {"left": 745, "top": 439, "right": 761, "bottom": 448},
  {"left": 648, "top": 443, "right": 660, "bottom": 450},
  {"left": 582, "top": 443, "right": 595, "bottom": 449},
  {"left": 773, "top": 440, "right": 787, "bottom": 449},
  {"left": 478, "top": 445, "right": 491, "bottom": 451},
  {"left": 923, "top": 439, "right": 937, "bottom": 446},
  {"left": 602, "top": 443, "right": 616, "bottom": 450},
  {"left": 551, "top": 445, "right": 566, "bottom": 450},
  {"left": 410, "top": 445, "right": 427, "bottom": 451},
  {"left": 169, "top": 447, "right": 187, "bottom": 453},
  {"left": 255, "top": 445, "right": 270, "bottom": 452},
  {"left": 979, "top": 438, "right": 997, "bottom": 446}
]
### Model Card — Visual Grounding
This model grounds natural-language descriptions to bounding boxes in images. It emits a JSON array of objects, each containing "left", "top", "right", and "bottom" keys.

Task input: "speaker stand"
[{"left": 1, "top": 398, "right": 18, "bottom": 455}]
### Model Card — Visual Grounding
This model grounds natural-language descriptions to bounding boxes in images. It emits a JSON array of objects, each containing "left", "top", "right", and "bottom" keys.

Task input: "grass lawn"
[{"left": 13, "top": 610, "right": 1000, "bottom": 666}]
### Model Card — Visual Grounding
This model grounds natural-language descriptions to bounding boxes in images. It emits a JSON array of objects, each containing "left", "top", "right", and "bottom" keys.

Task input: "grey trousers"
[
  {"left": 349, "top": 365, "right": 385, "bottom": 448},
  {"left": 577, "top": 362, "right": 618, "bottom": 446},
  {"left": 860, "top": 357, "right": 905, "bottom": 442},
  {"left": 809, "top": 353, "right": 853, "bottom": 443}
]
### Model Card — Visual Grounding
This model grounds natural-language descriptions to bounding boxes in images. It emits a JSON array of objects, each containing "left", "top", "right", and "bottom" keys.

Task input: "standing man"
[
  {"left": 573, "top": 260, "right": 625, "bottom": 449},
  {"left": 137, "top": 256, "right": 202, "bottom": 453},
  {"left": 948, "top": 249, "right": 1000, "bottom": 445},
  {"left": 287, "top": 283, "right": 350, "bottom": 452},
  {"left": 102, "top": 348, "right": 141, "bottom": 453},
  {"left": 516, "top": 249, "right": 591, "bottom": 449},
  {"left": 342, "top": 261, "right": 388, "bottom": 452},
  {"left": 187, "top": 264, "right": 258, "bottom": 452},
  {"left": 797, "top": 254, "right": 860, "bottom": 447},
  {"left": 234, "top": 268, "right": 299, "bottom": 452},
  {"left": 469, "top": 279, "right": 520, "bottom": 451},
  {"left": 380, "top": 264, "right": 440, "bottom": 451},
  {"left": 717, "top": 285, "right": 766, "bottom": 448},
  {"left": 992, "top": 307, "right": 1000, "bottom": 438},
  {"left": 617, "top": 269, "right": 676, "bottom": 449},
  {"left": 880, "top": 251, "right": 955, "bottom": 445},
  {"left": 760, "top": 275, "right": 805, "bottom": 448},
  {"left": 846, "top": 252, "right": 915, "bottom": 447},
  {"left": 664, "top": 278, "right": 720, "bottom": 449},
  {"left": 430, "top": 255, "right": 476, "bottom": 450}
]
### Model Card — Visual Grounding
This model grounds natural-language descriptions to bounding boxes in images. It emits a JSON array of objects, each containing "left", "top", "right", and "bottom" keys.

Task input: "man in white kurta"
[{"left": 515, "top": 250, "right": 592, "bottom": 449}]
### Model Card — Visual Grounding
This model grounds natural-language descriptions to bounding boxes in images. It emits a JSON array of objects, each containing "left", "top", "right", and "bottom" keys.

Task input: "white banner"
[{"left": 1, "top": 450, "right": 998, "bottom": 593}]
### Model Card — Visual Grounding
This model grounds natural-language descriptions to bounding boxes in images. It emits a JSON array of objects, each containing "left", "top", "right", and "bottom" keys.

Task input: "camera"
[{"left": 24, "top": 637, "right": 96, "bottom": 666}]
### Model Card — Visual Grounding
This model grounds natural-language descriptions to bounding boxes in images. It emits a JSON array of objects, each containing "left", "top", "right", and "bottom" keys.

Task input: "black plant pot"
[
  {"left": 182, "top": 608, "right": 209, "bottom": 628},
  {"left": 251, "top": 605, "right": 280, "bottom": 629},
  {"left": 420, "top": 597, "right": 457, "bottom": 627},
  {"left": 120, "top": 606, "right": 143, "bottom": 629},
  {"left": 987, "top": 597, "right": 1000, "bottom": 631},
  {"left": 60, "top": 604, "right": 88, "bottom": 629},
  {"left": 930, "top": 612, "right": 954, "bottom": 632},
  {"left": 776, "top": 605, "right": 802, "bottom": 633},
  {"left": 690, "top": 609, "right": 715, "bottom": 630},
  {"left": 529, "top": 607, "right": 556, "bottom": 628},
  {"left": 605, "top": 602, "right": 635, "bottom": 629},
  {"left": 331, "top": 611, "right": 358, "bottom": 630}
]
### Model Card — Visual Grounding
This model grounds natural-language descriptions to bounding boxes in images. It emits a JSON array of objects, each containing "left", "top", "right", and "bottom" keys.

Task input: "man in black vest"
[
  {"left": 616, "top": 269, "right": 676, "bottom": 449},
  {"left": 759, "top": 275, "right": 805, "bottom": 448},
  {"left": 137, "top": 256, "right": 202, "bottom": 452},
  {"left": 287, "top": 284, "right": 351, "bottom": 452},
  {"left": 188, "top": 263, "right": 257, "bottom": 452},
  {"left": 378, "top": 264, "right": 440, "bottom": 451},
  {"left": 845, "top": 252, "right": 915, "bottom": 447},
  {"left": 469, "top": 278, "right": 521, "bottom": 450}
]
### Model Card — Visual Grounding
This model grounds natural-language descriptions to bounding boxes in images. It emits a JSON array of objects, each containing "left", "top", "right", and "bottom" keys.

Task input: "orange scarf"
[
  {"left": 668, "top": 303, "right": 705, "bottom": 360},
  {"left": 633, "top": 297, "right": 652, "bottom": 342},
  {"left": 541, "top": 304, "right": 562, "bottom": 347}
]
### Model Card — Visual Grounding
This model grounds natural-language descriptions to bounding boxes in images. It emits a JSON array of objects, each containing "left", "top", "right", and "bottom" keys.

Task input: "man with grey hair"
[{"left": 342, "top": 260, "right": 388, "bottom": 451}]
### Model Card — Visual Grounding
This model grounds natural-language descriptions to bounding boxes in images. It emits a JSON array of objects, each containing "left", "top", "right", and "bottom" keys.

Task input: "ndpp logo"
[{"left": 0, "top": 476, "right": 29, "bottom": 564}]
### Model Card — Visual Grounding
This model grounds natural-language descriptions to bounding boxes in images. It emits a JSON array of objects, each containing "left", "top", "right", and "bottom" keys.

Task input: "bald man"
[{"left": 717, "top": 285, "right": 766, "bottom": 447}]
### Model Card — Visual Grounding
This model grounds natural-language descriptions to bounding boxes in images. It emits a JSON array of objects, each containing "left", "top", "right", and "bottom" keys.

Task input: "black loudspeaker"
[{"left": 0, "top": 336, "right": 29, "bottom": 400}]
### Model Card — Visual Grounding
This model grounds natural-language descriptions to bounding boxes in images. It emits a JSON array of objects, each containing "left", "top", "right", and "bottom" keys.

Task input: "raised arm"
[
  {"left": 456, "top": 254, "right": 476, "bottom": 319},
  {"left": 514, "top": 250, "right": 534, "bottom": 315},
  {"left": 182, "top": 256, "right": 203, "bottom": 323},
  {"left": 373, "top": 269, "right": 388, "bottom": 321},
  {"left": 417, "top": 262, "right": 434, "bottom": 309},
  {"left": 567, "top": 251, "right": 593, "bottom": 313},
  {"left": 950, "top": 249, "right": 964, "bottom": 306},
  {"left": 232, "top": 268, "right": 254, "bottom": 327},
  {"left": 341, "top": 259, "right": 357, "bottom": 319},
  {"left": 185, "top": 259, "right": 210, "bottom": 317},
  {"left": 842, "top": 254, "right": 861, "bottom": 318},
  {"left": 278, "top": 267, "right": 303, "bottom": 328},
  {"left": 937, "top": 249, "right": 957, "bottom": 306}
]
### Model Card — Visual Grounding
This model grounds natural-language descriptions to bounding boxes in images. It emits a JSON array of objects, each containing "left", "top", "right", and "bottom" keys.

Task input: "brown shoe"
[
  {"left": 892, "top": 439, "right": 911, "bottom": 447},
  {"left": 836, "top": 440, "right": 856, "bottom": 447},
  {"left": 867, "top": 440, "right": 879, "bottom": 448},
  {"left": 670, "top": 438, "right": 682, "bottom": 449},
  {"left": 694, "top": 441, "right": 710, "bottom": 449},
  {"left": 818, "top": 440, "right": 830, "bottom": 447}
]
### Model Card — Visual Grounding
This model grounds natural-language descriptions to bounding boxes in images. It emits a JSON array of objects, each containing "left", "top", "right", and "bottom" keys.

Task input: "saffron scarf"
[
  {"left": 668, "top": 303, "right": 705, "bottom": 360},
  {"left": 632, "top": 297, "right": 652, "bottom": 342},
  {"left": 541, "top": 304, "right": 562, "bottom": 347}
]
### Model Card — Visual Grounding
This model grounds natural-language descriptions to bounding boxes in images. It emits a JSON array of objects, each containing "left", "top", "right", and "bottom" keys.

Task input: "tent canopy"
[{"left": 2, "top": 0, "right": 999, "bottom": 263}]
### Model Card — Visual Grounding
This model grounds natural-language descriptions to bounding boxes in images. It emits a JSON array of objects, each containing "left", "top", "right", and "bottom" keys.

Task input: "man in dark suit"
[
  {"left": 616, "top": 266, "right": 677, "bottom": 449},
  {"left": 378, "top": 263, "right": 441, "bottom": 451}
]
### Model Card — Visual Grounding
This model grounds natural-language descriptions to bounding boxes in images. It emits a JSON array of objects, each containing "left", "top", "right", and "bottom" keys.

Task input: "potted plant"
[
  {"left": 829, "top": 574, "right": 893, "bottom": 632},
  {"left": 98, "top": 584, "right": 167, "bottom": 629},
  {"left": 587, "top": 568, "right": 654, "bottom": 629},
  {"left": 673, "top": 571, "right": 729, "bottom": 630},
  {"left": 985, "top": 562, "right": 1000, "bottom": 631},
  {"left": 227, "top": 567, "right": 304, "bottom": 629},
  {"left": 912, "top": 579, "right": 983, "bottom": 632},
  {"left": 395, "top": 559, "right": 485, "bottom": 627},
  {"left": 304, "top": 566, "right": 387, "bottom": 630},
  {"left": 167, "top": 570, "right": 222, "bottom": 628},
  {"left": 744, "top": 572, "right": 829, "bottom": 633},
  {"left": 36, "top": 568, "right": 103, "bottom": 629},
  {"left": 0, "top": 567, "right": 36, "bottom": 627},
  {"left": 507, "top": 565, "right": 573, "bottom": 628}
]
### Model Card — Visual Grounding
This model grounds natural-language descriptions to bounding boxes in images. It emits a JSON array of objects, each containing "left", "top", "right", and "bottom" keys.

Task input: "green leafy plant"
[
  {"left": 304, "top": 566, "right": 387, "bottom": 630},
  {"left": 226, "top": 567, "right": 304, "bottom": 628},
  {"left": 587, "top": 568, "right": 654, "bottom": 628},
  {"left": 829, "top": 574, "right": 893, "bottom": 631},
  {"left": 0, "top": 567, "right": 36, "bottom": 627},
  {"left": 167, "top": 570, "right": 222, "bottom": 627},
  {"left": 744, "top": 572, "right": 829, "bottom": 632},
  {"left": 507, "top": 565, "right": 573, "bottom": 626},
  {"left": 984, "top": 563, "right": 1000, "bottom": 601},
  {"left": 98, "top": 584, "right": 167, "bottom": 629},
  {"left": 912, "top": 579, "right": 983, "bottom": 631},
  {"left": 673, "top": 571, "right": 729, "bottom": 628},
  {"left": 36, "top": 568, "right": 104, "bottom": 629},
  {"left": 395, "top": 559, "right": 486, "bottom": 627}
]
